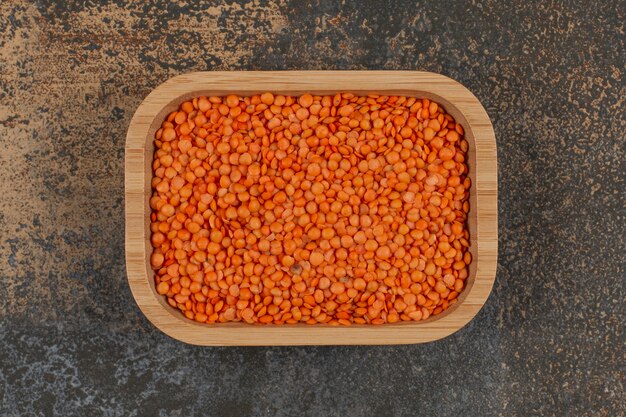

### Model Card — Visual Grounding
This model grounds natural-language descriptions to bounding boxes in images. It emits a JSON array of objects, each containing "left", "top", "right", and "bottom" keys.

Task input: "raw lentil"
[{"left": 150, "top": 93, "right": 472, "bottom": 325}]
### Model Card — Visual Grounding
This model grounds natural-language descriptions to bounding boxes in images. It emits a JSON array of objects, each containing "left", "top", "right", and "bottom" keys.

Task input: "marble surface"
[{"left": 1, "top": 1, "right": 624, "bottom": 416}]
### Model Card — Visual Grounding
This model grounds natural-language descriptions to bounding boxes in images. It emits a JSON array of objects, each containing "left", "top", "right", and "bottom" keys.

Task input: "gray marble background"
[{"left": 1, "top": 1, "right": 624, "bottom": 416}]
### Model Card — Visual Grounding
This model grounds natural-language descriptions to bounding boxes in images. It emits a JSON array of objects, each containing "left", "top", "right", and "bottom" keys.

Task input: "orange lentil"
[{"left": 151, "top": 93, "right": 471, "bottom": 325}]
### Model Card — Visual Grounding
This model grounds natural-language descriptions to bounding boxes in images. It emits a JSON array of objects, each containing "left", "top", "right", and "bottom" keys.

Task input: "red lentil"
[{"left": 150, "top": 93, "right": 472, "bottom": 325}]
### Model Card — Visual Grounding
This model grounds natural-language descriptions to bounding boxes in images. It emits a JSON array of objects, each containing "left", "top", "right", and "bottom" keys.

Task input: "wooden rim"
[{"left": 125, "top": 71, "right": 497, "bottom": 345}]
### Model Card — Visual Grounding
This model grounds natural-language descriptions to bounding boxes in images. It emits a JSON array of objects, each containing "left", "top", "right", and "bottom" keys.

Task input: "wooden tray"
[{"left": 125, "top": 71, "right": 497, "bottom": 345}]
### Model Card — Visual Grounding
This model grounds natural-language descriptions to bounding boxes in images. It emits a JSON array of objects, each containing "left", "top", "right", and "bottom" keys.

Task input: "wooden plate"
[{"left": 125, "top": 71, "right": 497, "bottom": 345}]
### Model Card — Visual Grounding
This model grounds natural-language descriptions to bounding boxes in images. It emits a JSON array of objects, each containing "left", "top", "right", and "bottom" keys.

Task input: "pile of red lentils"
[{"left": 150, "top": 93, "right": 471, "bottom": 325}]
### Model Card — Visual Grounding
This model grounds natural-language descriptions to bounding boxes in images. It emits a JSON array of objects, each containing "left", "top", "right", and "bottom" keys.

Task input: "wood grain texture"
[{"left": 125, "top": 71, "right": 497, "bottom": 346}]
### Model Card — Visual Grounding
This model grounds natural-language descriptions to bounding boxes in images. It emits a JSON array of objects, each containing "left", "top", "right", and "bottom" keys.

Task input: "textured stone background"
[{"left": 1, "top": 1, "right": 624, "bottom": 416}]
